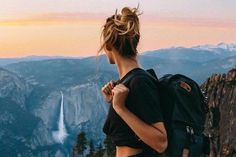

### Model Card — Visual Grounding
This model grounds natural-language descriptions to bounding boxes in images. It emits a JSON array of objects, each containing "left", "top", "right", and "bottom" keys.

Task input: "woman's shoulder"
[{"left": 129, "top": 72, "right": 157, "bottom": 90}]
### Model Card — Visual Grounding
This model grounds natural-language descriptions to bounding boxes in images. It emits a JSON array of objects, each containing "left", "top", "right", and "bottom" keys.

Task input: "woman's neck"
[{"left": 114, "top": 55, "right": 140, "bottom": 80}]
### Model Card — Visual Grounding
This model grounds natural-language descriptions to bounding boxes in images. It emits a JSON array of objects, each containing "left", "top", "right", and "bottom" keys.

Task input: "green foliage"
[
  {"left": 86, "top": 140, "right": 95, "bottom": 157},
  {"left": 103, "top": 136, "right": 115, "bottom": 157},
  {"left": 93, "top": 144, "right": 105, "bottom": 157},
  {"left": 85, "top": 135, "right": 116, "bottom": 157},
  {"left": 73, "top": 131, "right": 88, "bottom": 157}
]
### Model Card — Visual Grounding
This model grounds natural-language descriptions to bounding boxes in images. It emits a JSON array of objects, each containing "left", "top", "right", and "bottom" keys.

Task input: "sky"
[{"left": 0, "top": 0, "right": 236, "bottom": 58}]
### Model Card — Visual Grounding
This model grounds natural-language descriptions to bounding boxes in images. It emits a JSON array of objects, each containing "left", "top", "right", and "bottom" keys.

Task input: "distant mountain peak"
[
  {"left": 191, "top": 42, "right": 236, "bottom": 52},
  {"left": 143, "top": 43, "right": 236, "bottom": 53}
]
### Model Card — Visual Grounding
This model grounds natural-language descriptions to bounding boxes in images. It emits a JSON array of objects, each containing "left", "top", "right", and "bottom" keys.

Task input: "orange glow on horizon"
[{"left": 0, "top": 13, "right": 236, "bottom": 58}]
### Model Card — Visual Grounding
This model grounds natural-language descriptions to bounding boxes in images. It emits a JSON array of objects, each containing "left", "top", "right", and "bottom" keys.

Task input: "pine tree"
[
  {"left": 103, "top": 135, "right": 115, "bottom": 157},
  {"left": 93, "top": 143, "right": 104, "bottom": 157},
  {"left": 86, "top": 140, "right": 95, "bottom": 157},
  {"left": 73, "top": 131, "right": 87, "bottom": 157}
]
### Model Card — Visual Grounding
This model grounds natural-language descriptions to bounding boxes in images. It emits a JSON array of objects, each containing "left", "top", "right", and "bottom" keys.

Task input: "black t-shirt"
[{"left": 102, "top": 67, "right": 163, "bottom": 148}]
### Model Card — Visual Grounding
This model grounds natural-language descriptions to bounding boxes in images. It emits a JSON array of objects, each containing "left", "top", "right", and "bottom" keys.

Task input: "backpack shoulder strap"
[{"left": 121, "top": 68, "right": 158, "bottom": 85}]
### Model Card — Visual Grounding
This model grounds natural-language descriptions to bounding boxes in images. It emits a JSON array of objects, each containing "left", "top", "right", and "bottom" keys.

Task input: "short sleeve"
[{"left": 128, "top": 75, "right": 163, "bottom": 125}]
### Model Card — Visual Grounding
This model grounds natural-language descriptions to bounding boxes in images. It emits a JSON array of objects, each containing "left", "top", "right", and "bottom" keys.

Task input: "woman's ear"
[{"left": 105, "top": 44, "right": 113, "bottom": 51}]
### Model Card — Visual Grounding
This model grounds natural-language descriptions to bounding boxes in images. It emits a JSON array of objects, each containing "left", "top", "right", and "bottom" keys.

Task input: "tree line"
[{"left": 72, "top": 131, "right": 115, "bottom": 157}]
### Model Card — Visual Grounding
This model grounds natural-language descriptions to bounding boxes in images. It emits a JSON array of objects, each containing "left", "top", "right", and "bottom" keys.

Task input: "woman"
[{"left": 97, "top": 6, "right": 168, "bottom": 157}]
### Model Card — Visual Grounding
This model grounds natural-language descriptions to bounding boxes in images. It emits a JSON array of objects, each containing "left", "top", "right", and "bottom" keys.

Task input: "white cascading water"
[{"left": 52, "top": 91, "right": 68, "bottom": 144}]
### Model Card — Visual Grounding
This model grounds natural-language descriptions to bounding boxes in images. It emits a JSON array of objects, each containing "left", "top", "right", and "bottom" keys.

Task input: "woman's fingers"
[
  {"left": 107, "top": 82, "right": 113, "bottom": 95},
  {"left": 101, "top": 80, "right": 127, "bottom": 97},
  {"left": 106, "top": 82, "right": 113, "bottom": 93},
  {"left": 106, "top": 87, "right": 112, "bottom": 95},
  {"left": 112, "top": 85, "right": 125, "bottom": 95},
  {"left": 101, "top": 85, "right": 109, "bottom": 94},
  {"left": 113, "top": 84, "right": 128, "bottom": 91},
  {"left": 102, "top": 81, "right": 114, "bottom": 95},
  {"left": 103, "top": 86, "right": 111, "bottom": 95},
  {"left": 109, "top": 80, "right": 114, "bottom": 89}
]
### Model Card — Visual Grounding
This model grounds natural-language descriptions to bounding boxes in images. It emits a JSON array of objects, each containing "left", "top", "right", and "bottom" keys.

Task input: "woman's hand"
[
  {"left": 101, "top": 80, "right": 115, "bottom": 103},
  {"left": 111, "top": 83, "right": 129, "bottom": 113}
]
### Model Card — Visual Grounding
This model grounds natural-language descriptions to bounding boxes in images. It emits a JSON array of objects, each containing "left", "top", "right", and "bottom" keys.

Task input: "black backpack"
[{"left": 122, "top": 68, "right": 210, "bottom": 156}]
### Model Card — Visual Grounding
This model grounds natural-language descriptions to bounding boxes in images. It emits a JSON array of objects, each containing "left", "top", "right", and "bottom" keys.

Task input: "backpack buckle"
[{"left": 186, "top": 126, "right": 196, "bottom": 144}]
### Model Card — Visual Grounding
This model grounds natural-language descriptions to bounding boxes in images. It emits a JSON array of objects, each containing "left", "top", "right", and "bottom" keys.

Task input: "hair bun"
[
  {"left": 97, "top": 5, "right": 142, "bottom": 58},
  {"left": 112, "top": 5, "right": 142, "bottom": 36},
  {"left": 121, "top": 7, "right": 135, "bottom": 17},
  {"left": 120, "top": 6, "right": 140, "bottom": 22}
]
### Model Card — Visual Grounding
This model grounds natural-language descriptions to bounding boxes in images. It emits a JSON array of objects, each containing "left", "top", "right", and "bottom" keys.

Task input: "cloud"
[
  {"left": 0, "top": 12, "right": 235, "bottom": 28},
  {"left": 0, "top": 12, "right": 107, "bottom": 26},
  {"left": 141, "top": 14, "right": 236, "bottom": 28}
]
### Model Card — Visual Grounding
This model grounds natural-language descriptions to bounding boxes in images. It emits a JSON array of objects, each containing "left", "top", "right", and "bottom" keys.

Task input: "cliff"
[{"left": 201, "top": 68, "right": 236, "bottom": 157}]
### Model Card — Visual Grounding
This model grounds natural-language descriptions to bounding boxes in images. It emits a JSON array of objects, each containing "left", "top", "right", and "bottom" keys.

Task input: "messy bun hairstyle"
[{"left": 97, "top": 5, "right": 143, "bottom": 58}]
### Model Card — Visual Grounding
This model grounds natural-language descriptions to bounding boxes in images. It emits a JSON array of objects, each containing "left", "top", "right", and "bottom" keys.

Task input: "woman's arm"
[
  {"left": 111, "top": 83, "right": 168, "bottom": 153},
  {"left": 116, "top": 105, "right": 167, "bottom": 153}
]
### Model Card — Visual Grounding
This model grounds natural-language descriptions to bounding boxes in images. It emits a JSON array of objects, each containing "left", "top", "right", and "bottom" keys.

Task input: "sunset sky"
[{"left": 0, "top": 0, "right": 236, "bottom": 58}]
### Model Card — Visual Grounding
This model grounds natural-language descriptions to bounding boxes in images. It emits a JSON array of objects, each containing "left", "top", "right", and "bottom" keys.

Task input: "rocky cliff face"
[
  {"left": 0, "top": 68, "right": 30, "bottom": 109},
  {"left": 0, "top": 68, "right": 61, "bottom": 157},
  {"left": 201, "top": 68, "right": 236, "bottom": 157},
  {"left": 0, "top": 66, "right": 111, "bottom": 157}
]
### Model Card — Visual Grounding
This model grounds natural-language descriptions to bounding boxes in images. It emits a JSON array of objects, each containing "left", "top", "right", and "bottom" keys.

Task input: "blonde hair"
[{"left": 97, "top": 5, "right": 143, "bottom": 58}]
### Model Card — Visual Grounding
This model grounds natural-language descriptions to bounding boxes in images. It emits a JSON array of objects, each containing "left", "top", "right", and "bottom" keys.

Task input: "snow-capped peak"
[{"left": 191, "top": 42, "right": 236, "bottom": 52}]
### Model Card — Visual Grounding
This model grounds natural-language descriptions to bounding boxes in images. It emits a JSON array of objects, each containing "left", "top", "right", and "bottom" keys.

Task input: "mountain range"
[{"left": 0, "top": 43, "right": 236, "bottom": 156}]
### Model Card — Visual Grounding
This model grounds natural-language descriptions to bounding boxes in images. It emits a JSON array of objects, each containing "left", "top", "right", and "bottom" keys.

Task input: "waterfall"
[{"left": 52, "top": 91, "right": 68, "bottom": 144}]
